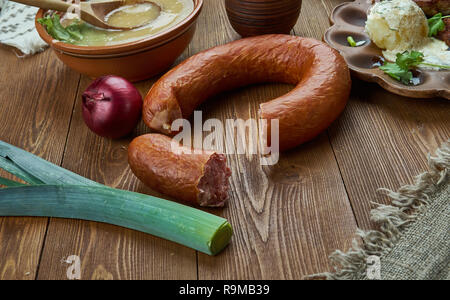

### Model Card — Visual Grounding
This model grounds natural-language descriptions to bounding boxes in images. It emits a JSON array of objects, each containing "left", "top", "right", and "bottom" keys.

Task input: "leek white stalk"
[{"left": 0, "top": 140, "right": 232, "bottom": 255}]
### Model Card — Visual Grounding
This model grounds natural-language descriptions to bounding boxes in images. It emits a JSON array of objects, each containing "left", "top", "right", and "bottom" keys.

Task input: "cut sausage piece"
[
  {"left": 143, "top": 34, "right": 352, "bottom": 152},
  {"left": 128, "top": 134, "right": 231, "bottom": 207}
]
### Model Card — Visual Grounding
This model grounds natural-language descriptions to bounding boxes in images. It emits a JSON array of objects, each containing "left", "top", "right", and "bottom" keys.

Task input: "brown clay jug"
[{"left": 225, "top": 0, "right": 303, "bottom": 37}]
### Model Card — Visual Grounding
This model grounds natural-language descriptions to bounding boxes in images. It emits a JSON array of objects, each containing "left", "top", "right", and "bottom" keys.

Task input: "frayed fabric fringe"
[{"left": 308, "top": 140, "right": 449, "bottom": 280}]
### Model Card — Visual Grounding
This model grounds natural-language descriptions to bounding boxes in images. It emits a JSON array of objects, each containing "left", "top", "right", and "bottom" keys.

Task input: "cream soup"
[{"left": 61, "top": 0, "right": 194, "bottom": 46}]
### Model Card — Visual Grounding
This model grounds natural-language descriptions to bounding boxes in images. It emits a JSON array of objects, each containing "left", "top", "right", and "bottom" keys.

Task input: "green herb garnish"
[
  {"left": 395, "top": 50, "right": 424, "bottom": 69},
  {"left": 347, "top": 36, "right": 366, "bottom": 47},
  {"left": 380, "top": 51, "right": 423, "bottom": 85},
  {"left": 347, "top": 36, "right": 356, "bottom": 47},
  {"left": 380, "top": 51, "right": 450, "bottom": 85},
  {"left": 38, "top": 14, "right": 84, "bottom": 44},
  {"left": 380, "top": 61, "right": 414, "bottom": 84},
  {"left": 428, "top": 13, "right": 450, "bottom": 37}
]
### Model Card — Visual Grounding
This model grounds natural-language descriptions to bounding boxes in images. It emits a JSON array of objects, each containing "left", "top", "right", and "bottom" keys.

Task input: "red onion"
[{"left": 82, "top": 76, "right": 143, "bottom": 139}]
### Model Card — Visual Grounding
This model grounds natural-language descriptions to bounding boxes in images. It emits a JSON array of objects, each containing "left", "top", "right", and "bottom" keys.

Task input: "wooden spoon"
[{"left": 11, "top": 0, "right": 158, "bottom": 30}]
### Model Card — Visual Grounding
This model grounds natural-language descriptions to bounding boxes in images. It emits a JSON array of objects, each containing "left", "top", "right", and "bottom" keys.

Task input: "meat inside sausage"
[
  {"left": 197, "top": 153, "right": 232, "bottom": 207},
  {"left": 128, "top": 134, "right": 231, "bottom": 207}
]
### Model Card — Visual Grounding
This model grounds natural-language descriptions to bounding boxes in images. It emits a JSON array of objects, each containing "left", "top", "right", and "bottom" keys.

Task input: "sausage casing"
[
  {"left": 128, "top": 134, "right": 231, "bottom": 207},
  {"left": 143, "top": 35, "right": 352, "bottom": 151}
]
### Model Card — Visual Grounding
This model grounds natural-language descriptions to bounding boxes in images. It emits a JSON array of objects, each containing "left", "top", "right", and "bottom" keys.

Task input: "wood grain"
[
  {"left": 328, "top": 79, "right": 450, "bottom": 229},
  {"left": 1, "top": 0, "right": 448, "bottom": 280},
  {"left": 36, "top": 55, "right": 198, "bottom": 280},
  {"left": 35, "top": 0, "right": 358, "bottom": 280},
  {"left": 194, "top": 0, "right": 357, "bottom": 279},
  {"left": 320, "top": 0, "right": 450, "bottom": 230},
  {"left": 0, "top": 46, "right": 81, "bottom": 279}
]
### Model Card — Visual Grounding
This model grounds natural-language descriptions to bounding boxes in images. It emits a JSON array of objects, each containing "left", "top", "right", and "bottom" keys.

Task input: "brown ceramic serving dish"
[
  {"left": 35, "top": 0, "right": 203, "bottom": 82},
  {"left": 225, "top": 0, "right": 302, "bottom": 37},
  {"left": 324, "top": 0, "right": 450, "bottom": 100}
]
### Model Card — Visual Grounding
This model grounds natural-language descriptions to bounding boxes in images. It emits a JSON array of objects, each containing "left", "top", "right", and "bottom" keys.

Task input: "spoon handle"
[{"left": 10, "top": 0, "right": 74, "bottom": 12}]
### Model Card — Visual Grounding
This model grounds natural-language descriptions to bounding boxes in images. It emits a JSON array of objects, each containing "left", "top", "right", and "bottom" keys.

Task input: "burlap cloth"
[{"left": 313, "top": 140, "right": 449, "bottom": 280}]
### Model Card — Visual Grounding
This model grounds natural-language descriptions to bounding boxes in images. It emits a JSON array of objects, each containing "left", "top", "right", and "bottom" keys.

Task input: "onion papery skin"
[{"left": 82, "top": 75, "right": 143, "bottom": 139}]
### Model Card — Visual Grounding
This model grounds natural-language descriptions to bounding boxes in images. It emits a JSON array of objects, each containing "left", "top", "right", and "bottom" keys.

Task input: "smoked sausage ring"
[{"left": 143, "top": 34, "right": 352, "bottom": 151}]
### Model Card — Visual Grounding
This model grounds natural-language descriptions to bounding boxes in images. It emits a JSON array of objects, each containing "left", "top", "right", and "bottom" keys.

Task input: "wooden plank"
[
  {"left": 328, "top": 79, "right": 450, "bottom": 229},
  {"left": 36, "top": 55, "right": 198, "bottom": 279},
  {"left": 2, "top": 0, "right": 447, "bottom": 280},
  {"left": 15, "top": 0, "right": 359, "bottom": 279},
  {"left": 196, "top": 0, "right": 358, "bottom": 279},
  {"left": 294, "top": 0, "right": 335, "bottom": 38},
  {"left": 318, "top": 0, "right": 450, "bottom": 229},
  {"left": 36, "top": 0, "right": 358, "bottom": 280},
  {"left": 0, "top": 46, "right": 81, "bottom": 279}
]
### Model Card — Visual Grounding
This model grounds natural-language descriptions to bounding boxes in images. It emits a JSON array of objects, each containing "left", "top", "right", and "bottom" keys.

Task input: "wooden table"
[{"left": 0, "top": 0, "right": 449, "bottom": 280}]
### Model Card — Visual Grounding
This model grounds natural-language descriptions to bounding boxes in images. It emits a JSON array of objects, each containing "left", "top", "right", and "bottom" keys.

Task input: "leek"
[
  {"left": 0, "top": 141, "right": 101, "bottom": 186},
  {"left": 0, "top": 140, "right": 232, "bottom": 256}
]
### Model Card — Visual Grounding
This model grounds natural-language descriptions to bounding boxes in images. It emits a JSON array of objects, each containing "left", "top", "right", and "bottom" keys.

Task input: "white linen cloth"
[{"left": 0, "top": 0, "right": 48, "bottom": 55}]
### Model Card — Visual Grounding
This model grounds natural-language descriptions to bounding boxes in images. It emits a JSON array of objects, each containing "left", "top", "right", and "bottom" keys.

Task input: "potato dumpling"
[{"left": 365, "top": 0, "right": 429, "bottom": 51}]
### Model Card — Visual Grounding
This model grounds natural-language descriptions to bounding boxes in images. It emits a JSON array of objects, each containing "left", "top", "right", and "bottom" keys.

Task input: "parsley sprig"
[
  {"left": 380, "top": 51, "right": 450, "bottom": 85},
  {"left": 380, "top": 51, "right": 423, "bottom": 85},
  {"left": 428, "top": 13, "right": 450, "bottom": 37},
  {"left": 38, "top": 14, "right": 84, "bottom": 44}
]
